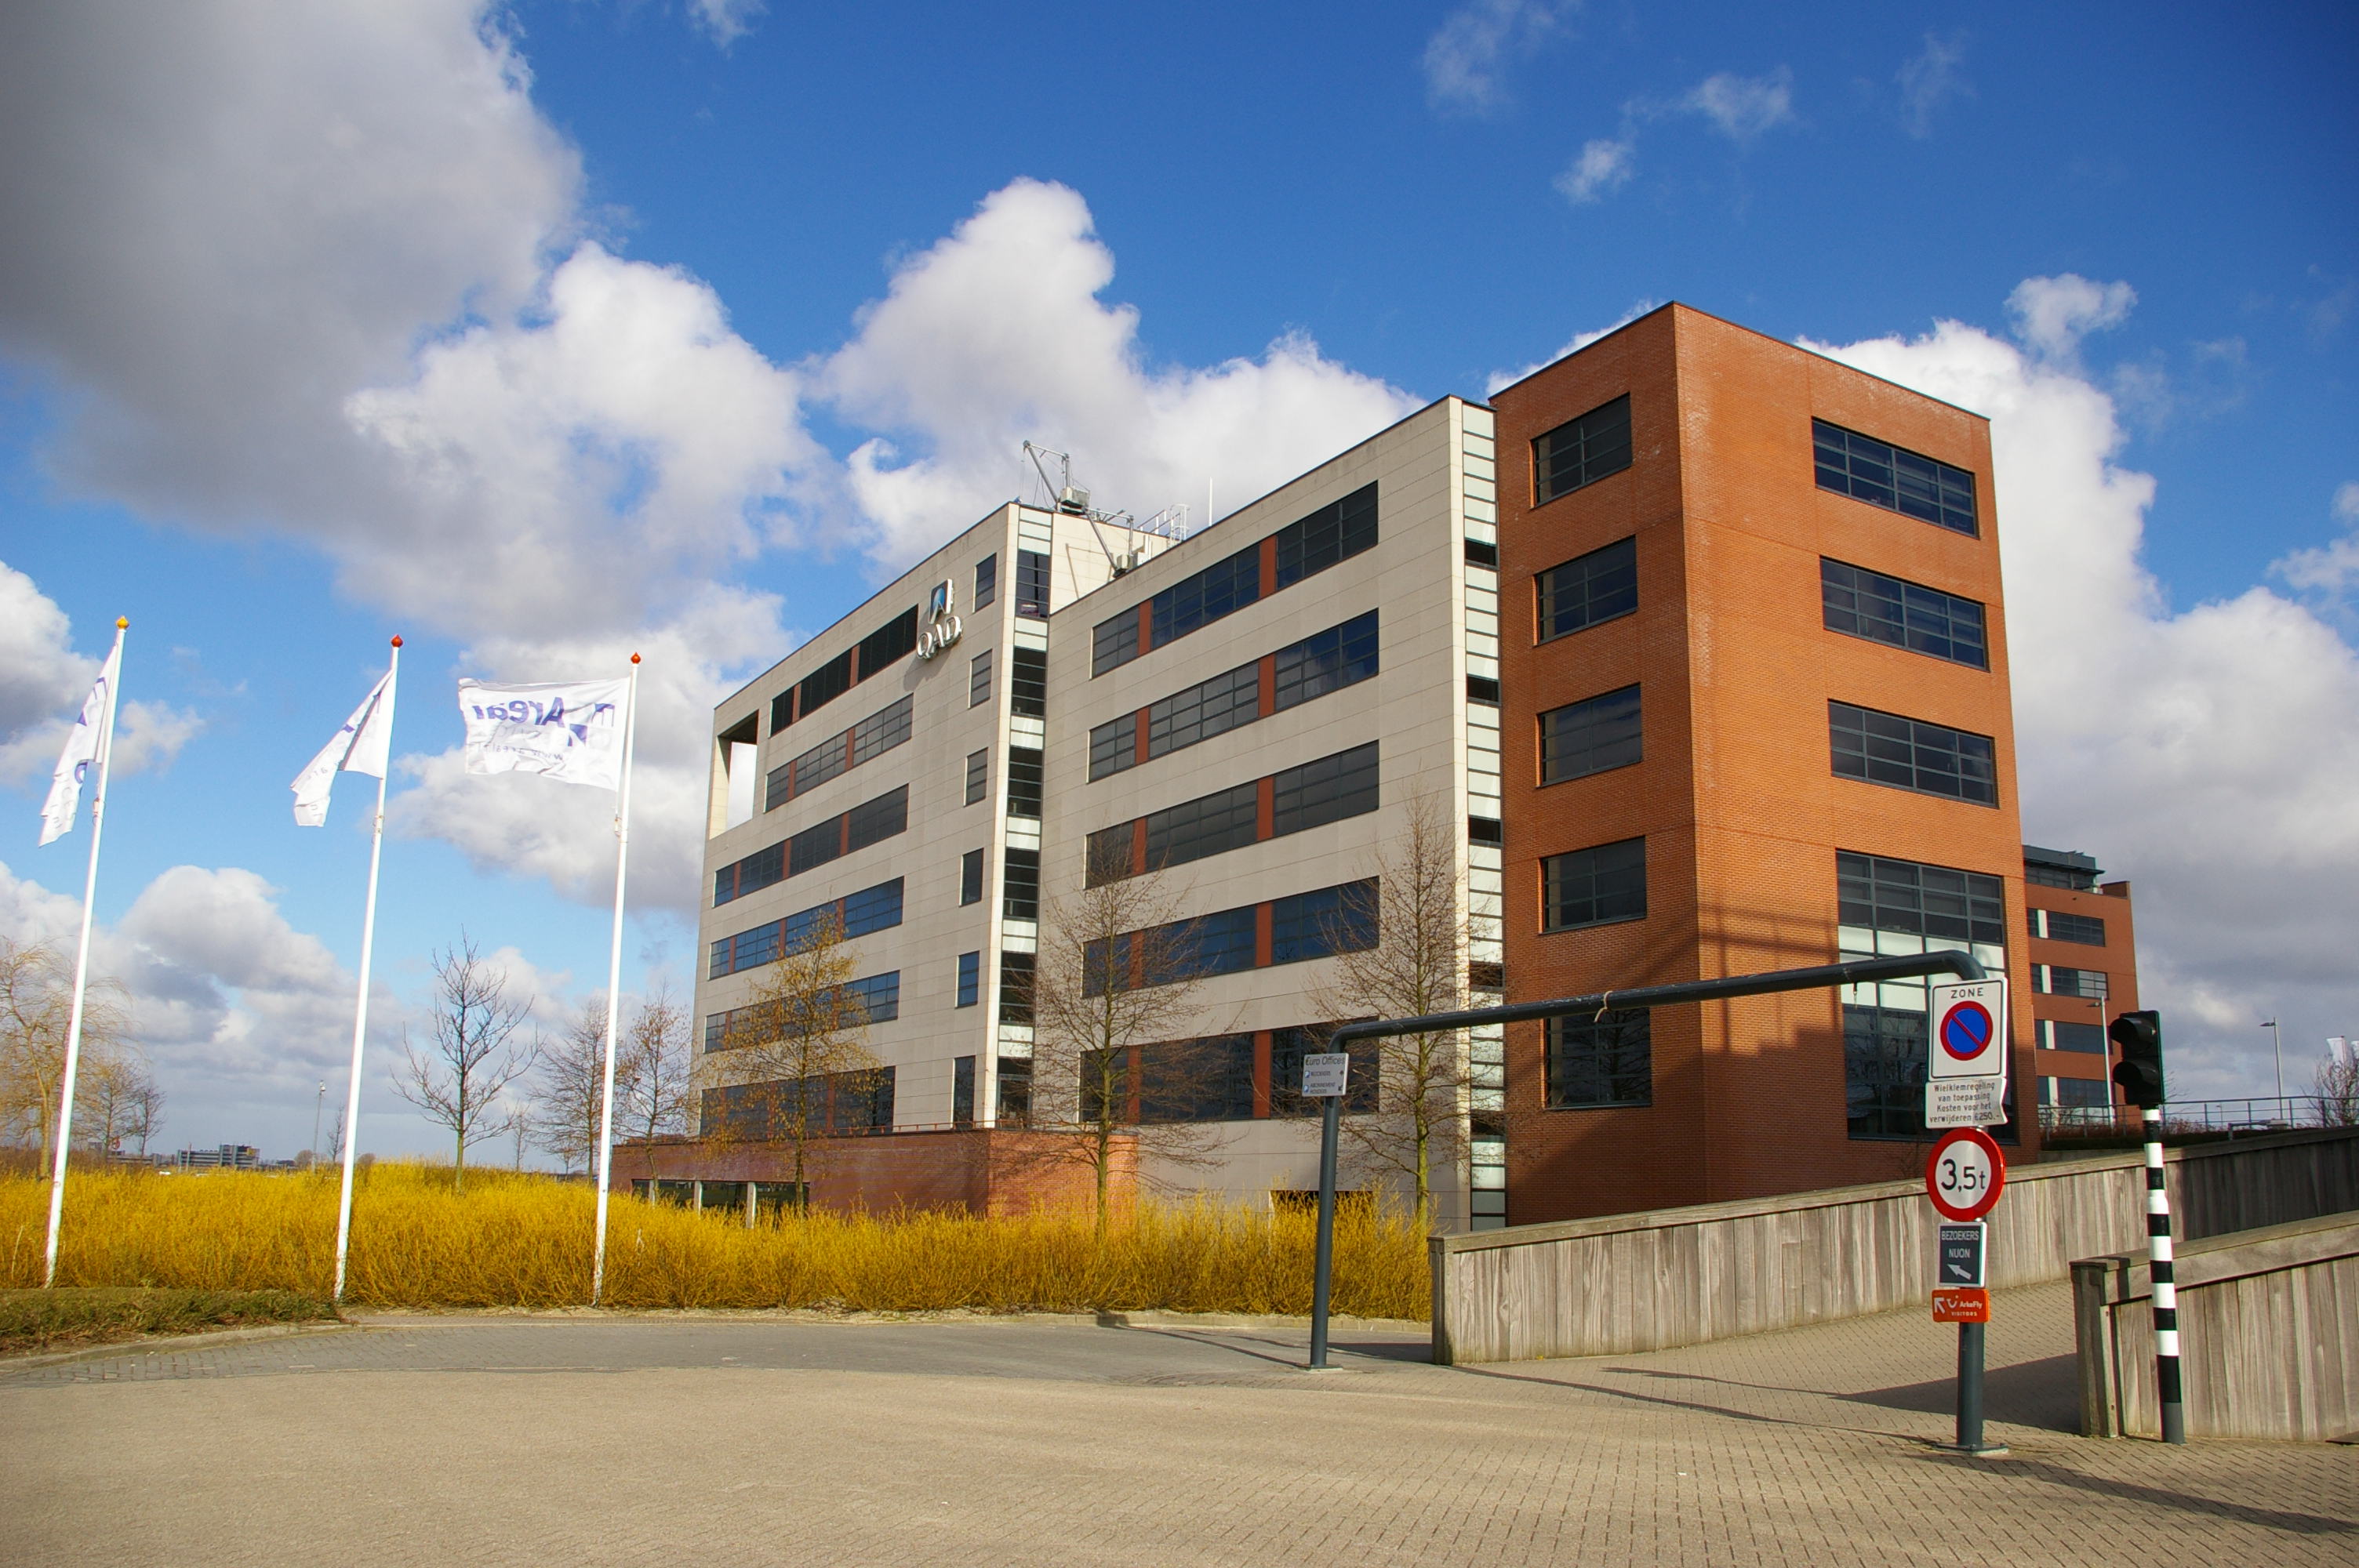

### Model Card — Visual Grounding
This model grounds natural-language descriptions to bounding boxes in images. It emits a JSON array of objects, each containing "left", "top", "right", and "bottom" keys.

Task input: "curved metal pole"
[{"left": 1306, "top": 949, "right": 1992, "bottom": 1368}]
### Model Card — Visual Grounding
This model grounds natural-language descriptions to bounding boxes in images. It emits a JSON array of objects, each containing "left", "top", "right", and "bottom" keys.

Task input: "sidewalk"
[{"left": 5, "top": 1282, "right": 2351, "bottom": 1566}]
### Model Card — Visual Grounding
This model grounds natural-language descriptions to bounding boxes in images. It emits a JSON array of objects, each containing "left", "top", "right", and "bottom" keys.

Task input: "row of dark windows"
[
  {"left": 1813, "top": 419, "right": 1979, "bottom": 537},
  {"left": 1090, "top": 483, "right": 1378, "bottom": 677},
  {"left": 1821, "top": 559, "right": 1986, "bottom": 669},
  {"left": 703, "top": 1066, "right": 896, "bottom": 1140},
  {"left": 1830, "top": 702, "right": 1997, "bottom": 805},
  {"left": 2034, "top": 964, "right": 2108, "bottom": 1000},
  {"left": 1542, "top": 837, "right": 1648, "bottom": 931},
  {"left": 701, "top": 971, "right": 900, "bottom": 1051},
  {"left": 765, "top": 694, "right": 911, "bottom": 813},
  {"left": 769, "top": 604, "right": 918, "bottom": 735},
  {"left": 712, "top": 785, "right": 907, "bottom": 906},
  {"left": 1006, "top": 748, "right": 1044, "bottom": 818},
  {"left": 2033, "top": 908, "right": 2107, "bottom": 946},
  {"left": 1080, "top": 1027, "right": 1380, "bottom": 1126},
  {"left": 1081, "top": 880, "right": 1379, "bottom": 996},
  {"left": 1088, "top": 612, "right": 1380, "bottom": 782},
  {"left": 1838, "top": 850, "right": 2006, "bottom": 947},
  {"left": 708, "top": 878, "right": 906, "bottom": 980},
  {"left": 1536, "top": 535, "right": 1637, "bottom": 641},
  {"left": 1085, "top": 742, "right": 1380, "bottom": 885}
]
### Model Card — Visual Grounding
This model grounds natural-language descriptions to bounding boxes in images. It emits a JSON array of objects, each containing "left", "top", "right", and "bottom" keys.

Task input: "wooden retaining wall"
[
  {"left": 1428, "top": 1125, "right": 2359, "bottom": 1365},
  {"left": 2074, "top": 1212, "right": 2359, "bottom": 1441}
]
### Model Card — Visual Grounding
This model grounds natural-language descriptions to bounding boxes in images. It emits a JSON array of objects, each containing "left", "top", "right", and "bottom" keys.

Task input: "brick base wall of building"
[{"left": 608, "top": 1127, "right": 1137, "bottom": 1218}]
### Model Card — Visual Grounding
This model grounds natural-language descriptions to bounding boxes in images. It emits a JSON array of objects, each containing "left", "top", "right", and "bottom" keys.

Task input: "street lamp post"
[
  {"left": 311, "top": 1080, "right": 326, "bottom": 1165},
  {"left": 2259, "top": 1018, "right": 2284, "bottom": 1106}
]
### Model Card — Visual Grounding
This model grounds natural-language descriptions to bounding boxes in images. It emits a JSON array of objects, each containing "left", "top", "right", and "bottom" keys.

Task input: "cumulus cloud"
[
  {"left": 1897, "top": 32, "right": 1972, "bottom": 138},
  {"left": 1422, "top": 0, "right": 1576, "bottom": 116},
  {"left": 1810, "top": 299, "right": 2359, "bottom": 1098},
  {"left": 0, "top": 858, "right": 402, "bottom": 1145},
  {"left": 687, "top": 0, "right": 766, "bottom": 46},
  {"left": 2269, "top": 482, "right": 2359, "bottom": 599},
  {"left": 2005, "top": 274, "right": 2136, "bottom": 363},
  {"left": 1555, "top": 139, "right": 1637, "bottom": 205},
  {"left": 0, "top": 561, "right": 202, "bottom": 788},
  {"left": 819, "top": 179, "right": 1420, "bottom": 572}
]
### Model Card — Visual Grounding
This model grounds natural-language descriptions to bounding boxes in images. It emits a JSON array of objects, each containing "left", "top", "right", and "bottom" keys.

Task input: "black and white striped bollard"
[{"left": 2143, "top": 1106, "right": 2186, "bottom": 1444}]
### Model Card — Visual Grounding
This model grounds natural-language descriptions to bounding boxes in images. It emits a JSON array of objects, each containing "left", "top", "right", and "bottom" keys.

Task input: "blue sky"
[{"left": 1, "top": 1, "right": 2354, "bottom": 1159}]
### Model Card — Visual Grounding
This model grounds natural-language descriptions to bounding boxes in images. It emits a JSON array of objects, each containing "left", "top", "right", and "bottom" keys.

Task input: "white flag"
[
  {"left": 39, "top": 644, "right": 120, "bottom": 846},
  {"left": 291, "top": 670, "right": 394, "bottom": 826},
  {"left": 458, "top": 677, "right": 628, "bottom": 789}
]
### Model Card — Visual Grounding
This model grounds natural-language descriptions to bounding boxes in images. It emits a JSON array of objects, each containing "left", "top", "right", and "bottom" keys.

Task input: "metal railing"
[{"left": 2040, "top": 1095, "right": 2359, "bottom": 1138}]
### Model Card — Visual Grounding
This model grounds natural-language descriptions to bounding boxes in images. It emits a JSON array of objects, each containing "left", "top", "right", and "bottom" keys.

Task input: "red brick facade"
[{"left": 1492, "top": 305, "right": 2042, "bottom": 1221}]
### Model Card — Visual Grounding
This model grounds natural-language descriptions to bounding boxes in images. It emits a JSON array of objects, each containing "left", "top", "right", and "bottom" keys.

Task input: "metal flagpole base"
[{"left": 1932, "top": 1441, "right": 2012, "bottom": 1457}]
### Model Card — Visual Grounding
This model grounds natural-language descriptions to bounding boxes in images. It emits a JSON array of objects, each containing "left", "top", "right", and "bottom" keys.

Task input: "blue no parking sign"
[{"left": 1926, "top": 978, "right": 2009, "bottom": 1128}]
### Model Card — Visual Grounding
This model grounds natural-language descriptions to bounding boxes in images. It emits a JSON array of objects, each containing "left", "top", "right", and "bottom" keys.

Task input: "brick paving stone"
[{"left": 2, "top": 1282, "right": 2350, "bottom": 1566}]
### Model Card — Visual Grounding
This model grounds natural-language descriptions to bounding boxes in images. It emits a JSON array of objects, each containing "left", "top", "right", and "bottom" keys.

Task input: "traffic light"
[{"left": 2110, "top": 1010, "right": 2165, "bottom": 1109}]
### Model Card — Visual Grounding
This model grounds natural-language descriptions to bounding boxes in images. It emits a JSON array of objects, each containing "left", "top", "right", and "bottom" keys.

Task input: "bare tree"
[
  {"left": 394, "top": 935, "right": 536, "bottom": 1192},
  {"left": 0, "top": 935, "right": 132, "bottom": 1163},
  {"left": 1313, "top": 798, "right": 1471, "bottom": 1219},
  {"left": 530, "top": 999, "right": 633, "bottom": 1174},
  {"left": 710, "top": 911, "right": 881, "bottom": 1201},
  {"left": 623, "top": 985, "right": 694, "bottom": 1145},
  {"left": 124, "top": 1070, "right": 165, "bottom": 1156},
  {"left": 1027, "top": 860, "right": 1227, "bottom": 1232},
  {"left": 79, "top": 1054, "right": 159, "bottom": 1156},
  {"left": 2317, "top": 1047, "right": 2359, "bottom": 1127}
]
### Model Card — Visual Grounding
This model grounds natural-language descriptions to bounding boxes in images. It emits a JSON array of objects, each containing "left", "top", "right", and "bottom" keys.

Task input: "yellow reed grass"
[{"left": 0, "top": 1165, "right": 1430, "bottom": 1319}]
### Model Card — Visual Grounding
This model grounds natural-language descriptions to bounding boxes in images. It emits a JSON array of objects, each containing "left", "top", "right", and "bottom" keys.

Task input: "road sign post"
[
  {"left": 1302, "top": 1052, "right": 1349, "bottom": 1370},
  {"left": 1926, "top": 1127, "right": 2007, "bottom": 1457}
]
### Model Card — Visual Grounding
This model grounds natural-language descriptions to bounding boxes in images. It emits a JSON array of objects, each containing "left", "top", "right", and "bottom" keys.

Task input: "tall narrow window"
[
  {"left": 969, "top": 648, "right": 992, "bottom": 707},
  {"left": 952, "top": 1055, "right": 976, "bottom": 1127},
  {"left": 956, "top": 952, "right": 980, "bottom": 1009},
  {"left": 1006, "top": 748, "right": 1044, "bottom": 818},
  {"left": 1542, "top": 838, "right": 1647, "bottom": 931},
  {"left": 998, "top": 953, "right": 1034, "bottom": 1024},
  {"left": 1536, "top": 536, "right": 1637, "bottom": 641},
  {"left": 1002, "top": 848, "right": 1040, "bottom": 920},
  {"left": 960, "top": 848, "right": 984, "bottom": 906},
  {"left": 1532, "top": 394, "right": 1633, "bottom": 505},
  {"left": 973, "top": 554, "right": 998, "bottom": 610},
  {"left": 1009, "top": 647, "right": 1047, "bottom": 717},
  {"left": 965, "top": 749, "right": 987, "bottom": 805},
  {"left": 1016, "top": 550, "right": 1051, "bottom": 619}
]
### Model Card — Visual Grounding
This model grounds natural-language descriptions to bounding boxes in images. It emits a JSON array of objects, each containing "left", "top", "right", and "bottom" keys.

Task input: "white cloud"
[
  {"left": 1897, "top": 32, "right": 1972, "bottom": 138},
  {"left": 687, "top": 0, "right": 765, "bottom": 46},
  {"left": 1555, "top": 139, "right": 1637, "bottom": 205},
  {"left": 1810, "top": 298, "right": 2359, "bottom": 1099},
  {"left": 2270, "top": 482, "right": 2359, "bottom": 597},
  {"left": 0, "top": 560, "right": 202, "bottom": 788},
  {"left": 2005, "top": 274, "right": 2136, "bottom": 363},
  {"left": 1422, "top": 0, "right": 1576, "bottom": 116},
  {"left": 818, "top": 179, "right": 1420, "bottom": 573},
  {"left": 1681, "top": 69, "right": 1794, "bottom": 142}
]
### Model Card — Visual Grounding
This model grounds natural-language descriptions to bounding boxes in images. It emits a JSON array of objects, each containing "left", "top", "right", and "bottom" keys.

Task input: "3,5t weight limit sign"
[{"left": 1925, "top": 1126, "right": 2006, "bottom": 1223}]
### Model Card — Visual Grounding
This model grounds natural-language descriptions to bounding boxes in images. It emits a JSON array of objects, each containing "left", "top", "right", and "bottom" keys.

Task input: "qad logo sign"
[{"left": 468, "top": 695, "right": 616, "bottom": 748}]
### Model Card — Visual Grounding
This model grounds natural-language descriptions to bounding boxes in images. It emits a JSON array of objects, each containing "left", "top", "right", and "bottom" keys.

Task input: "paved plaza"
[{"left": 4, "top": 1283, "right": 2352, "bottom": 1566}]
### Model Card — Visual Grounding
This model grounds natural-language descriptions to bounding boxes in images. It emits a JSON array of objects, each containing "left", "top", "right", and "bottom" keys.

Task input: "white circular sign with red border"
[{"left": 1925, "top": 1126, "right": 2006, "bottom": 1222}]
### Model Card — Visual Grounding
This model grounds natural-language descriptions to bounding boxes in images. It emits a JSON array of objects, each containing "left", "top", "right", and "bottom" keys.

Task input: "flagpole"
[
  {"left": 590, "top": 652, "right": 642, "bottom": 1305},
  {"left": 43, "top": 617, "right": 127, "bottom": 1290},
  {"left": 331, "top": 636, "right": 400, "bottom": 1302}
]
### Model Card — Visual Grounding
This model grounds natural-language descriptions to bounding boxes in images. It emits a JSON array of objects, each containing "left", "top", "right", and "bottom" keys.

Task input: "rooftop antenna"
[{"left": 1019, "top": 441, "right": 1194, "bottom": 578}]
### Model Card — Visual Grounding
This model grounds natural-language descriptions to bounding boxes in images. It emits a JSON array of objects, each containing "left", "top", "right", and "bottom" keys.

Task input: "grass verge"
[{"left": 0, "top": 1286, "right": 338, "bottom": 1357}]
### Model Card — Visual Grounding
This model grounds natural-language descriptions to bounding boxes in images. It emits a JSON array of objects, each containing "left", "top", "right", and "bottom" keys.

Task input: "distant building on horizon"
[{"left": 625, "top": 302, "right": 2143, "bottom": 1230}]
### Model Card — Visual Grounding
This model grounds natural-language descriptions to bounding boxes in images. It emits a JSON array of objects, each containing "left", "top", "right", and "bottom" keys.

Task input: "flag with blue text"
[
  {"left": 457, "top": 678, "right": 628, "bottom": 789},
  {"left": 38, "top": 644, "right": 121, "bottom": 845},
  {"left": 292, "top": 669, "right": 395, "bottom": 826}
]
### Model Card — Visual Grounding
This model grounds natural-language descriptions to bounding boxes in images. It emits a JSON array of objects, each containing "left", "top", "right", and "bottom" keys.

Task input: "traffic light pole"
[{"left": 2143, "top": 1105, "right": 2186, "bottom": 1443}]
